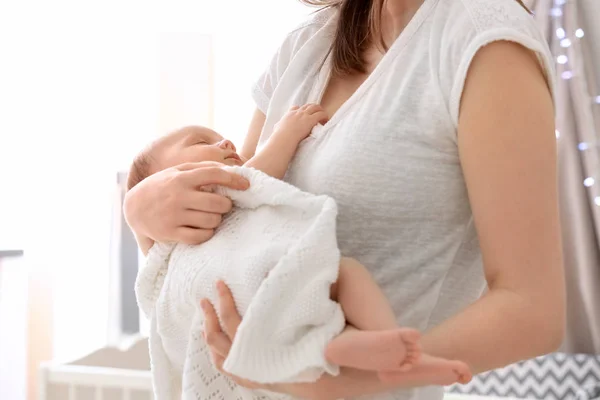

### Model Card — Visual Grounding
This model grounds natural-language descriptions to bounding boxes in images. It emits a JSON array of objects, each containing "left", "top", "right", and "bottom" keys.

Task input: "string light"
[
  {"left": 561, "top": 71, "right": 574, "bottom": 80},
  {"left": 552, "top": 0, "right": 599, "bottom": 204}
]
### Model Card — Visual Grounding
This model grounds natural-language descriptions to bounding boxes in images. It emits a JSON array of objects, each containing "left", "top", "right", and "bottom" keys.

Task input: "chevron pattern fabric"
[
  {"left": 575, "top": 384, "right": 600, "bottom": 400},
  {"left": 446, "top": 353, "right": 600, "bottom": 399}
]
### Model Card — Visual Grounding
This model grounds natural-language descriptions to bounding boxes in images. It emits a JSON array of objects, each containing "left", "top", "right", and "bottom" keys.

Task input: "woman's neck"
[
  {"left": 361, "top": 0, "right": 424, "bottom": 71},
  {"left": 380, "top": 0, "right": 425, "bottom": 47}
]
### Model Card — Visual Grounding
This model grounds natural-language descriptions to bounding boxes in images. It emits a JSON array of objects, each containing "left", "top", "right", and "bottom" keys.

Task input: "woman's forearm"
[
  {"left": 272, "top": 287, "right": 564, "bottom": 400},
  {"left": 273, "top": 368, "right": 393, "bottom": 400},
  {"left": 420, "top": 287, "right": 564, "bottom": 374}
]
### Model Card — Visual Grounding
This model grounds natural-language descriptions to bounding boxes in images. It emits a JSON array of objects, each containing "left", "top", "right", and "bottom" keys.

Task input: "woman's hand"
[
  {"left": 201, "top": 282, "right": 469, "bottom": 400},
  {"left": 123, "top": 162, "right": 249, "bottom": 250},
  {"left": 201, "top": 281, "right": 266, "bottom": 391}
]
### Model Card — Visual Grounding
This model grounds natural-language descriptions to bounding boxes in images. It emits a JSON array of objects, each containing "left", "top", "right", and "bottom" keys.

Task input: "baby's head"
[{"left": 127, "top": 125, "right": 244, "bottom": 190}]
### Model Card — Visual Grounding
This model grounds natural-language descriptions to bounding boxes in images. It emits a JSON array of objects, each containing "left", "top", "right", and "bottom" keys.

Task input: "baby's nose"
[{"left": 218, "top": 139, "right": 236, "bottom": 152}]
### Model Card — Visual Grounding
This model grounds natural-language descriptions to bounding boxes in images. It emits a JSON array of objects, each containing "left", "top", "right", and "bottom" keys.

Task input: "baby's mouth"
[{"left": 225, "top": 152, "right": 243, "bottom": 165}]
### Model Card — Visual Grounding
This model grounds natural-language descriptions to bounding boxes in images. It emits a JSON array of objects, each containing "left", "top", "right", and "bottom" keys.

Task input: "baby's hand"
[{"left": 273, "top": 104, "right": 328, "bottom": 142}]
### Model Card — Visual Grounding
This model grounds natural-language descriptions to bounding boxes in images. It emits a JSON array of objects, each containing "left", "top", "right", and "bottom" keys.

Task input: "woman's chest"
[
  {"left": 284, "top": 81, "right": 470, "bottom": 245},
  {"left": 319, "top": 71, "right": 368, "bottom": 122}
]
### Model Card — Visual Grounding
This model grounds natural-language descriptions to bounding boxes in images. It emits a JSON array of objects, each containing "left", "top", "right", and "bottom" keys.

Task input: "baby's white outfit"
[{"left": 135, "top": 166, "right": 345, "bottom": 400}]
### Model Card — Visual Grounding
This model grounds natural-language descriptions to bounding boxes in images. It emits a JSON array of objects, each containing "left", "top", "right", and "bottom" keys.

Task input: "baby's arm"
[{"left": 244, "top": 104, "right": 327, "bottom": 179}]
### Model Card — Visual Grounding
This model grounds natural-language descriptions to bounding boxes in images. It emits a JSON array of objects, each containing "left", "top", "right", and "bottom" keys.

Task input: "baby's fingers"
[
  {"left": 302, "top": 104, "right": 324, "bottom": 114},
  {"left": 310, "top": 110, "right": 329, "bottom": 125}
]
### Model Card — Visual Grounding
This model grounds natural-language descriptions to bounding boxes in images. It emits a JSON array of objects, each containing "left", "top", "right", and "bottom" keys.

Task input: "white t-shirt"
[{"left": 251, "top": 0, "right": 555, "bottom": 399}]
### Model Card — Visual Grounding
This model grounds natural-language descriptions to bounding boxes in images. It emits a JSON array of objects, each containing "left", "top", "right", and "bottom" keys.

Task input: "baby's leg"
[
  {"left": 330, "top": 257, "right": 398, "bottom": 330},
  {"left": 325, "top": 258, "right": 420, "bottom": 371}
]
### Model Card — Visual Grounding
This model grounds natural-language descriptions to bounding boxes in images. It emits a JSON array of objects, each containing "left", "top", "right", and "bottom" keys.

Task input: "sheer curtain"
[{"left": 526, "top": 0, "right": 600, "bottom": 354}]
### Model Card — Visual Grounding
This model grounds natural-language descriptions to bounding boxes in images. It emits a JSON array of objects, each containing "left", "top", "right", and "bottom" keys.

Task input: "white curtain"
[{"left": 526, "top": 0, "right": 600, "bottom": 354}]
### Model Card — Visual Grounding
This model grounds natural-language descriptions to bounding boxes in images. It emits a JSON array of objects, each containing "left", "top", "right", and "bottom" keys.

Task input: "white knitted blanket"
[{"left": 136, "top": 166, "right": 346, "bottom": 400}]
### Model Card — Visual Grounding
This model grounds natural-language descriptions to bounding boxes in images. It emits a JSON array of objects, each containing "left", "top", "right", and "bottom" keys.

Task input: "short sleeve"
[
  {"left": 438, "top": 0, "right": 556, "bottom": 128},
  {"left": 251, "top": 35, "right": 296, "bottom": 114},
  {"left": 251, "top": 9, "right": 334, "bottom": 114}
]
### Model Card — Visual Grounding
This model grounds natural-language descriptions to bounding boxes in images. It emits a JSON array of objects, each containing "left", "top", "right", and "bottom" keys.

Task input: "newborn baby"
[{"left": 130, "top": 104, "right": 470, "bottom": 398}]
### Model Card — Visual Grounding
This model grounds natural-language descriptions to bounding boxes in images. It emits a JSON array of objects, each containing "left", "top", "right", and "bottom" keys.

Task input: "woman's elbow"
[
  {"left": 532, "top": 291, "right": 566, "bottom": 355},
  {"left": 546, "top": 279, "right": 567, "bottom": 352},
  {"left": 545, "top": 311, "right": 566, "bottom": 353}
]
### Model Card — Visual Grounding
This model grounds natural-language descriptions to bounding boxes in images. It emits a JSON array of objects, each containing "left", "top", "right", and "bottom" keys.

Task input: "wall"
[
  {"left": 1, "top": 2, "right": 316, "bottom": 399},
  {"left": 0, "top": 255, "right": 27, "bottom": 400}
]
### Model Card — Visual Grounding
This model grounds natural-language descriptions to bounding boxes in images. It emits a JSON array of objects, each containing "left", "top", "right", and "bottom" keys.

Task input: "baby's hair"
[{"left": 127, "top": 149, "right": 154, "bottom": 191}]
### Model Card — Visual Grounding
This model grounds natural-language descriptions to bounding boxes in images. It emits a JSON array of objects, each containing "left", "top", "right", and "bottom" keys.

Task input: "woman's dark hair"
[{"left": 299, "top": 0, "right": 531, "bottom": 76}]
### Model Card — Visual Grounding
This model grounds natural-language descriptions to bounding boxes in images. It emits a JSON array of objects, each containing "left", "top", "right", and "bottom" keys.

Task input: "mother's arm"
[
  {"left": 417, "top": 40, "right": 565, "bottom": 372},
  {"left": 222, "top": 41, "right": 565, "bottom": 399}
]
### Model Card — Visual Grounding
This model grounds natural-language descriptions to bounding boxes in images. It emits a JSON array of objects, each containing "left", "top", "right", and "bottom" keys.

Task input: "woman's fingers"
[
  {"left": 185, "top": 192, "right": 233, "bottom": 214},
  {"left": 176, "top": 227, "right": 215, "bottom": 245},
  {"left": 176, "top": 161, "right": 225, "bottom": 171},
  {"left": 216, "top": 281, "right": 242, "bottom": 340},
  {"left": 201, "top": 299, "right": 232, "bottom": 357},
  {"left": 211, "top": 350, "right": 226, "bottom": 372},
  {"left": 179, "top": 164, "right": 250, "bottom": 190},
  {"left": 202, "top": 289, "right": 264, "bottom": 391},
  {"left": 124, "top": 161, "right": 244, "bottom": 246},
  {"left": 179, "top": 210, "right": 223, "bottom": 229},
  {"left": 207, "top": 348, "right": 262, "bottom": 390}
]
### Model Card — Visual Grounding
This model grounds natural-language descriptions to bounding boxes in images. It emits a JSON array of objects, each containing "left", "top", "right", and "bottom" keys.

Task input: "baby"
[{"left": 129, "top": 104, "right": 471, "bottom": 383}]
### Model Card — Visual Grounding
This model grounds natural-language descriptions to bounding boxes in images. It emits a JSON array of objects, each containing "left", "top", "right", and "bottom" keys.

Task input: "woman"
[{"left": 124, "top": 0, "right": 565, "bottom": 399}]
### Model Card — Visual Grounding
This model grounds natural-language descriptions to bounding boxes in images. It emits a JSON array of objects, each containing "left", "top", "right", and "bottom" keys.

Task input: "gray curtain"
[{"left": 525, "top": 0, "right": 600, "bottom": 354}]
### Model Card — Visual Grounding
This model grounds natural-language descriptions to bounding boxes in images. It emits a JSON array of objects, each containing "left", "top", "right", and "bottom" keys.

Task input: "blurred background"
[
  {"left": 0, "top": 1, "right": 311, "bottom": 398},
  {"left": 0, "top": 1, "right": 598, "bottom": 400}
]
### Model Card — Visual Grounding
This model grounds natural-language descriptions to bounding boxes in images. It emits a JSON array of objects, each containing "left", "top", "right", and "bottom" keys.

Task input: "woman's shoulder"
[
  {"left": 429, "top": 0, "right": 555, "bottom": 126},
  {"left": 434, "top": 0, "right": 545, "bottom": 44},
  {"left": 289, "top": 6, "right": 336, "bottom": 36},
  {"left": 280, "top": 6, "right": 336, "bottom": 54},
  {"left": 251, "top": 6, "right": 336, "bottom": 114}
]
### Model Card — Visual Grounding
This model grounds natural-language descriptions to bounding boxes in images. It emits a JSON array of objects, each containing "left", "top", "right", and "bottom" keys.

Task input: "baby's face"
[{"left": 156, "top": 126, "right": 244, "bottom": 170}]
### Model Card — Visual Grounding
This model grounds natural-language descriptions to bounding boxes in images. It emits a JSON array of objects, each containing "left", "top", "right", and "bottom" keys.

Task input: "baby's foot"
[
  {"left": 378, "top": 354, "right": 473, "bottom": 386},
  {"left": 325, "top": 328, "right": 421, "bottom": 371}
]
